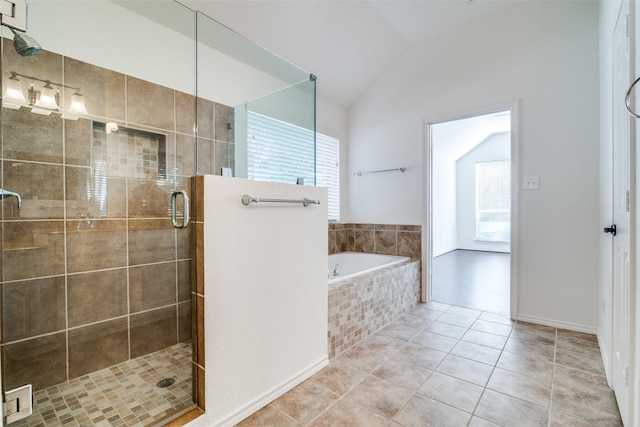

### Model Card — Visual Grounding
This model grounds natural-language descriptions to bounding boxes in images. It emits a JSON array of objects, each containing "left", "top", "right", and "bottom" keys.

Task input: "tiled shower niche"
[
  {"left": 0, "top": 37, "right": 233, "bottom": 420},
  {"left": 92, "top": 122, "right": 168, "bottom": 180}
]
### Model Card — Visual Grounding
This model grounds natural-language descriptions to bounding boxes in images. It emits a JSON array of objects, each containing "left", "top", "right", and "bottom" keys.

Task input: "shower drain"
[{"left": 156, "top": 378, "right": 176, "bottom": 388}]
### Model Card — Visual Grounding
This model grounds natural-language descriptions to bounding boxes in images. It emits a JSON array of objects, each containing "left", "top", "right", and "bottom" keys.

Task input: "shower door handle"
[{"left": 170, "top": 190, "right": 189, "bottom": 229}]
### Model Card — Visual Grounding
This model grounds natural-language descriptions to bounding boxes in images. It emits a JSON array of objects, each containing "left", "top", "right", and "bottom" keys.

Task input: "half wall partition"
[{"left": 0, "top": 1, "right": 315, "bottom": 426}]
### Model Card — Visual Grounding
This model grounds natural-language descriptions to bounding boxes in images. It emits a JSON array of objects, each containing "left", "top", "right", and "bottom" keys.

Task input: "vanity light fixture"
[{"left": 3, "top": 71, "right": 89, "bottom": 119}]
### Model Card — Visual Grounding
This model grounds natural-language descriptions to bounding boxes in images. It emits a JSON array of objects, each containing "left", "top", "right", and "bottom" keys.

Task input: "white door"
[{"left": 612, "top": 1, "right": 633, "bottom": 423}]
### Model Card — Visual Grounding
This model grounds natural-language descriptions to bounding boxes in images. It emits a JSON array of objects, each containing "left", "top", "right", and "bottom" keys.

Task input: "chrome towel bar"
[
  {"left": 241, "top": 194, "right": 320, "bottom": 207},
  {"left": 354, "top": 167, "right": 406, "bottom": 176}
]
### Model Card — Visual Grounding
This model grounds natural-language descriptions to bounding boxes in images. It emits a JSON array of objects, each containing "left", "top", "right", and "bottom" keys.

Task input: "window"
[
  {"left": 475, "top": 160, "right": 510, "bottom": 242},
  {"left": 247, "top": 111, "right": 340, "bottom": 221},
  {"left": 316, "top": 133, "right": 340, "bottom": 222}
]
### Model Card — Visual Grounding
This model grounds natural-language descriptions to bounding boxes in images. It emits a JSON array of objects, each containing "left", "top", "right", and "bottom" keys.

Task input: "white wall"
[
  {"left": 432, "top": 148, "right": 457, "bottom": 256},
  {"left": 456, "top": 133, "right": 510, "bottom": 253},
  {"left": 190, "top": 176, "right": 328, "bottom": 427},
  {"left": 348, "top": 1, "right": 600, "bottom": 330}
]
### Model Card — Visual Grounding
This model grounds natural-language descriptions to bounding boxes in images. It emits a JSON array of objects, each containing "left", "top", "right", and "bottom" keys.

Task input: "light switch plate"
[{"left": 523, "top": 176, "right": 540, "bottom": 190}]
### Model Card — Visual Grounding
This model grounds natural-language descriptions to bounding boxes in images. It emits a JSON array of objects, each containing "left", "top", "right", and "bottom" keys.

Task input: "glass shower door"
[{"left": 0, "top": 1, "right": 198, "bottom": 425}]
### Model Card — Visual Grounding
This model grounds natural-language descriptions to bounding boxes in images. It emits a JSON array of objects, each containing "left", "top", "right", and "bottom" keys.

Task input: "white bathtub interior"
[{"left": 328, "top": 251, "right": 411, "bottom": 284}]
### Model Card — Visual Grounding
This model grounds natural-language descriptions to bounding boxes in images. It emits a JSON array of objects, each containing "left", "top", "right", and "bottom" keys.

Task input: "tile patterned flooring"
[
  {"left": 12, "top": 342, "right": 193, "bottom": 427},
  {"left": 238, "top": 303, "right": 622, "bottom": 427}
]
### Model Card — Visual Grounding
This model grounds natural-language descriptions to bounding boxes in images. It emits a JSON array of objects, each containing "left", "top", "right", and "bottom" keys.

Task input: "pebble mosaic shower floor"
[{"left": 11, "top": 342, "right": 193, "bottom": 427}]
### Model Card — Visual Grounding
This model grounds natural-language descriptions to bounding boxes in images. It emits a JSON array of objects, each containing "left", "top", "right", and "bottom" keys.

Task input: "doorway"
[{"left": 424, "top": 104, "right": 517, "bottom": 316}]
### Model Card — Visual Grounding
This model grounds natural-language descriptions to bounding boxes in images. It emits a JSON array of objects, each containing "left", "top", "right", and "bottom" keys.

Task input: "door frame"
[{"left": 422, "top": 100, "right": 520, "bottom": 318}]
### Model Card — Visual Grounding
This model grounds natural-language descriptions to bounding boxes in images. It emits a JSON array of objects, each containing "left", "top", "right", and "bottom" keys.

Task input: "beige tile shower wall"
[
  {"left": 0, "top": 39, "right": 231, "bottom": 393},
  {"left": 328, "top": 223, "right": 421, "bottom": 259},
  {"left": 327, "top": 260, "right": 421, "bottom": 358}
]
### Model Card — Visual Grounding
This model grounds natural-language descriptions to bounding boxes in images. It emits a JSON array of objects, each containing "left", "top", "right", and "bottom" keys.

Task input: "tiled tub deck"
[{"left": 328, "top": 259, "right": 421, "bottom": 358}]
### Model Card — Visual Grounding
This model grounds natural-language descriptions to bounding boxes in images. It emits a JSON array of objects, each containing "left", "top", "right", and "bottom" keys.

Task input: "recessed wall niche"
[{"left": 92, "top": 121, "right": 167, "bottom": 180}]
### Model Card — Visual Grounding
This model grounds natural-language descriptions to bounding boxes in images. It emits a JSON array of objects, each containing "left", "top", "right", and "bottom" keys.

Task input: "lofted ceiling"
[{"left": 176, "top": 0, "right": 517, "bottom": 108}]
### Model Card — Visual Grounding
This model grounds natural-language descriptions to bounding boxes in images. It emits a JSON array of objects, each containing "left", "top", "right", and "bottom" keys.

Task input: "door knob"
[{"left": 604, "top": 224, "right": 617, "bottom": 236}]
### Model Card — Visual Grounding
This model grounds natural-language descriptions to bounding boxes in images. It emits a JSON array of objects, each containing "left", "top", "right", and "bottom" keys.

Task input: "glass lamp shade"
[
  {"left": 3, "top": 76, "right": 26, "bottom": 108},
  {"left": 34, "top": 83, "right": 59, "bottom": 110},
  {"left": 68, "top": 91, "right": 88, "bottom": 115}
]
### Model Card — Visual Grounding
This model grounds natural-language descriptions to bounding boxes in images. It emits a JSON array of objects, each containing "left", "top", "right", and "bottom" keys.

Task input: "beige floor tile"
[
  {"left": 475, "top": 389, "right": 549, "bottom": 426},
  {"left": 308, "top": 399, "right": 388, "bottom": 427},
  {"left": 469, "top": 416, "right": 501, "bottom": 427},
  {"left": 436, "top": 354, "right": 494, "bottom": 386},
  {"left": 233, "top": 304, "right": 622, "bottom": 426},
  {"left": 556, "top": 329, "right": 598, "bottom": 344},
  {"left": 372, "top": 356, "right": 432, "bottom": 391},
  {"left": 450, "top": 340, "right": 501, "bottom": 365},
  {"left": 479, "top": 312, "right": 514, "bottom": 326},
  {"left": 487, "top": 367, "right": 551, "bottom": 408},
  {"left": 271, "top": 381, "right": 340, "bottom": 425},
  {"left": 438, "top": 312, "right": 477, "bottom": 328},
  {"left": 549, "top": 410, "right": 605, "bottom": 426},
  {"left": 418, "top": 371, "right": 484, "bottom": 412},
  {"left": 394, "top": 313, "right": 432, "bottom": 330},
  {"left": 309, "top": 360, "right": 367, "bottom": 395},
  {"left": 376, "top": 322, "right": 421, "bottom": 342},
  {"left": 335, "top": 343, "right": 388, "bottom": 373},
  {"left": 410, "top": 330, "right": 458, "bottom": 352},
  {"left": 555, "top": 349, "right": 606, "bottom": 375},
  {"left": 393, "top": 394, "right": 471, "bottom": 426},
  {"left": 344, "top": 375, "right": 413, "bottom": 418},
  {"left": 235, "top": 405, "right": 300, "bottom": 427},
  {"left": 497, "top": 349, "right": 554, "bottom": 383},
  {"left": 447, "top": 306, "right": 482, "bottom": 319},
  {"left": 462, "top": 329, "right": 508, "bottom": 350},
  {"left": 552, "top": 366, "right": 622, "bottom": 425},
  {"left": 409, "top": 305, "right": 445, "bottom": 322},
  {"left": 504, "top": 336, "right": 555, "bottom": 361},
  {"left": 556, "top": 334, "right": 600, "bottom": 354},
  {"left": 422, "top": 301, "right": 452, "bottom": 312},
  {"left": 424, "top": 320, "right": 469, "bottom": 339},
  {"left": 471, "top": 319, "right": 514, "bottom": 337},
  {"left": 395, "top": 341, "right": 447, "bottom": 369},
  {"left": 511, "top": 322, "right": 556, "bottom": 344}
]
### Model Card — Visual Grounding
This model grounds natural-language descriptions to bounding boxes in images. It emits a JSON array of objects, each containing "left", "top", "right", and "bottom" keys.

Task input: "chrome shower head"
[{"left": 10, "top": 28, "right": 41, "bottom": 57}]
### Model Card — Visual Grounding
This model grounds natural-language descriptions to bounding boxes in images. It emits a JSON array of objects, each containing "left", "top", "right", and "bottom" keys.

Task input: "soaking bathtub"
[
  {"left": 328, "top": 251, "right": 410, "bottom": 284},
  {"left": 327, "top": 251, "right": 420, "bottom": 357}
]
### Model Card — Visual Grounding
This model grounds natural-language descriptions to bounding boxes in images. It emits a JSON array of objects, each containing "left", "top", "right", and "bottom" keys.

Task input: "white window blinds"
[
  {"left": 475, "top": 160, "right": 510, "bottom": 242},
  {"left": 316, "top": 133, "right": 340, "bottom": 222},
  {"left": 247, "top": 111, "right": 340, "bottom": 221}
]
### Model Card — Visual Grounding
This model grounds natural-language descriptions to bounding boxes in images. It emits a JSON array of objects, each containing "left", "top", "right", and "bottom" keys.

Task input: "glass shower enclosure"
[{"left": 0, "top": 1, "right": 315, "bottom": 425}]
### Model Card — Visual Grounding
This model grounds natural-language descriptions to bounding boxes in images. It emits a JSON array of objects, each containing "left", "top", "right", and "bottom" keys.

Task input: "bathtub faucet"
[{"left": 333, "top": 264, "right": 340, "bottom": 277}]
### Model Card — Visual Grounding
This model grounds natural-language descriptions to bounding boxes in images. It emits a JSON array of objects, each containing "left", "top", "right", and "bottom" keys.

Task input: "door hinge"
[
  {"left": 3, "top": 384, "right": 32, "bottom": 424},
  {"left": 624, "top": 365, "right": 629, "bottom": 386},
  {"left": 626, "top": 190, "right": 630, "bottom": 212},
  {"left": 626, "top": 13, "right": 630, "bottom": 37}
]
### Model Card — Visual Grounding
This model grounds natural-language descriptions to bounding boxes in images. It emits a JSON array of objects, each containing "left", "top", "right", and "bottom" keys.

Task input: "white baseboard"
[
  {"left": 516, "top": 314, "right": 597, "bottom": 335},
  {"left": 213, "top": 355, "right": 329, "bottom": 427},
  {"left": 597, "top": 328, "right": 612, "bottom": 387}
]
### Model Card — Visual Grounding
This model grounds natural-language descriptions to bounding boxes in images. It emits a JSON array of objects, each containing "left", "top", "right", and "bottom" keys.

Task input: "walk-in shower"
[{"left": 0, "top": 1, "right": 315, "bottom": 426}]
